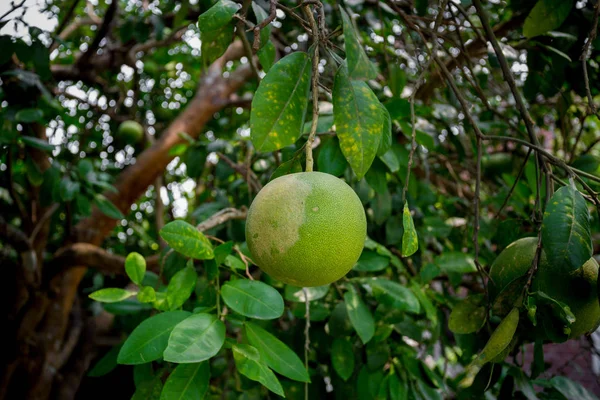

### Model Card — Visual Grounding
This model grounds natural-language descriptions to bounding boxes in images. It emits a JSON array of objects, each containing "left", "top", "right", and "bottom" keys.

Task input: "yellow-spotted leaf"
[
  {"left": 250, "top": 52, "right": 312, "bottom": 152},
  {"left": 333, "top": 67, "right": 383, "bottom": 179},
  {"left": 340, "top": 8, "right": 378, "bottom": 80},
  {"left": 402, "top": 202, "right": 418, "bottom": 257}
]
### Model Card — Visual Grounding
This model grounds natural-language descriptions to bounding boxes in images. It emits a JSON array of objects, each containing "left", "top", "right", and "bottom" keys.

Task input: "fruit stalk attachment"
[{"left": 303, "top": 3, "right": 320, "bottom": 172}]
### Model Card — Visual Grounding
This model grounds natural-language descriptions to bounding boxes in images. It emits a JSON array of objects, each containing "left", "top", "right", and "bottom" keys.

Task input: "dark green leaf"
[
  {"left": 388, "top": 373, "right": 408, "bottom": 400},
  {"left": 232, "top": 344, "right": 285, "bottom": 397},
  {"left": 448, "top": 295, "right": 486, "bottom": 334},
  {"left": 15, "top": 108, "right": 43, "bottom": 123},
  {"left": 353, "top": 250, "right": 389, "bottom": 272},
  {"left": 159, "top": 220, "right": 214, "bottom": 260},
  {"left": 88, "top": 344, "right": 123, "bottom": 377},
  {"left": 435, "top": 252, "right": 477, "bottom": 274},
  {"left": 20, "top": 135, "right": 55, "bottom": 151},
  {"left": 333, "top": 67, "right": 383, "bottom": 179},
  {"left": 118, "top": 311, "right": 191, "bottom": 364},
  {"left": 542, "top": 186, "right": 592, "bottom": 272},
  {"left": 163, "top": 313, "right": 226, "bottom": 363},
  {"left": 257, "top": 41, "right": 276, "bottom": 72},
  {"left": 389, "top": 64, "right": 407, "bottom": 98},
  {"left": 245, "top": 322, "right": 310, "bottom": 382},
  {"left": 160, "top": 362, "right": 210, "bottom": 400},
  {"left": 331, "top": 338, "right": 354, "bottom": 381},
  {"left": 250, "top": 52, "right": 311, "bottom": 152},
  {"left": 198, "top": 0, "right": 238, "bottom": 32},
  {"left": 361, "top": 278, "right": 421, "bottom": 314},
  {"left": 365, "top": 158, "right": 387, "bottom": 194},
  {"left": 89, "top": 288, "right": 136, "bottom": 303},
  {"left": 340, "top": 8, "right": 378, "bottom": 80},
  {"left": 271, "top": 157, "right": 303, "bottom": 180},
  {"left": 221, "top": 279, "right": 284, "bottom": 319},
  {"left": 94, "top": 195, "right": 125, "bottom": 220},
  {"left": 344, "top": 286, "right": 375, "bottom": 344},
  {"left": 317, "top": 136, "right": 347, "bottom": 177},
  {"left": 523, "top": 0, "right": 572, "bottom": 38}
]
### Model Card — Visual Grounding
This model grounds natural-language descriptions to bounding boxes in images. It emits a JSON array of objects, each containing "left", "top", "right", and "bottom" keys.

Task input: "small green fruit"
[{"left": 117, "top": 120, "right": 144, "bottom": 145}]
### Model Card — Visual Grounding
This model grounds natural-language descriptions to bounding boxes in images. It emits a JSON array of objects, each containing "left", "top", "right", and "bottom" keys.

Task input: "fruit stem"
[
  {"left": 303, "top": 4, "right": 320, "bottom": 172},
  {"left": 303, "top": 287, "right": 311, "bottom": 400}
]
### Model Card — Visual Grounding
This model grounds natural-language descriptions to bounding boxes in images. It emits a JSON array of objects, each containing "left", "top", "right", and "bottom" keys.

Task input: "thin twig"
[
  {"left": 302, "top": 287, "right": 311, "bottom": 400},
  {"left": 580, "top": 0, "right": 600, "bottom": 114},
  {"left": 403, "top": 0, "right": 448, "bottom": 202},
  {"left": 253, "top": 0, "right": 278, "bottom": 52},
  {"left": 196, "top": 207, "right": 248, "bottom": 232},
  {"left": 494, "top": 149, "right": 532, "bottom": 218},
  {"left": 303, "top": 3, "right": 321, "bottom": 172}
]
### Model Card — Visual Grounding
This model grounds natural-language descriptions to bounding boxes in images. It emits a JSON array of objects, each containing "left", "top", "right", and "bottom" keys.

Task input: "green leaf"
[
  {"left": 361, "top": 278, "right": 421, "bottom": 314},
  {"left": 401, "top": 202, "right": 418, "bottom": 257},
  {"left": 435, "top": 252, "right": 477, "bottom": 274},
  {"left": 197, "top": 0, "right": 238, "bottom": 63},
  {"left": 333, "top": 67, "right": 383, "bottom": 179},
  {"left": 221, "top": 279, "right": 284, "bottom": 319},
  {"left": 389, "top": 64, "right": 407, "bottom": 98},
  {"left": 377, "top": 104, "right": 392, "bottom": 156},
  {"left": 167, "top": 263, "right": 198, "bottom": 310},
  {"left": 89, "top": 288, "right": 136, "bottom": 303},
  {"left": 126, "top": 252, "right": 146, "bottom": 285},
  {"left": 132, "top": 374, "right": 163, "bottom": 400},
  {"left": 542, "top": 186, "right": 592, "bottom": 272},
  {"left": 353, "top": 250, "right": 389, "bottom": 272},
  {"left": 344, "top": 286, "right": 375, "bottom": 344},
  {"left": 163, "top": 313, "right": 226, "bottom": 363},
  {"left": 118, "top": 311, "right": 191, "bottom": 364},
  {"left": 379, "top": 149, "right": 400, "bottom": 173},
  {"left": 340, "top": 8, "right": 377, "bottom": 80},
  {"left": 232, "top": 344, "right": 285, "bottom": 397},
  {"left": 20, "top": 135, "right": 55, "bottom": 151},
  {"left": 257, "top": 41, "right": 276, "bottom": 72},
  {"left": 168, "top": 143, "right": 189, "bottom": 156},
  {"left": 365, "top": 158, "right": 388, "bottom": 194},
  {"left": 15, "top": 108, "right": 43, "bottom": 122},
  {"left": 200, "top": 26, "right": 234, "bottom": 65},
  {"left": 331, "top": 338, "right": 354, "bottom": 381},
  {"left": 159, "top": 220, "right": 214, "bottom": 260},
  {"left": 214, "top": 241, "right": 233, "bottom": 266},
  {"left": 303, "top": 114, "right": 334, "bottom": 135},
  {"left": 388, "top": 373, "right": 408, "bottom": 400},
  {"left": 94, "top": 195, "right": 125, "bottom": 220},
  {"left": 540, "top": 376, "right": 598, "bottom": 400},
  {"left": 59, "top": 178, "right": 79, "bottom": 201},
  {"left": 523, "top": 0, "right": 573, "bottom": 38},
  {"left": 284, "top": 285, "right": 330, "bottom": 302},
  {"left": 448, "top": 295, "right": 486, "bottom": 334},
  {"left": 137, "top": 286, "right": 156, "bottom": 303},
  {"left": 198, "top": 0, "right": 238, "bottom": 31},
  {"left": 245, "top": 322, "right": 310, "bottom": 382},
  {"left": 317, "top": 136, "right": 347, "bottom": 177},
  {"left": 270, "top": 157, "right": 303, "bottom": 181},
  {"left": 160, "top": 362, "right": 210, "bottom": 400},
  {"left": 250, "top": 52, "right": 311, "bottom": 152},
  {"left": 88, "top": 344, "right": 123, "bottom": 377}
]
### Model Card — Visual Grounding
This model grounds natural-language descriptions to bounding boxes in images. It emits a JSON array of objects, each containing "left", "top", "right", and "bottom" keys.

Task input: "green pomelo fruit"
[
  {"left": 117, "top": 120, "right": 144, "bottom": 145},
  {"left": 245, "top": 172, "right": 366, "bottom": 287},
  {"left": 489, "top": 237, "right": 600, "bottom": 339}
]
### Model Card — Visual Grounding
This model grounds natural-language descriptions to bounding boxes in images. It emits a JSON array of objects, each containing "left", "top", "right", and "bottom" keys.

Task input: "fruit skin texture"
[
  {"left": 489, "top": 237, "right": 600, "bottom": 339},
  {"left": 117, "top": 120, "right": 144, "bottom": 145},
  {"left": 245, "top": 172, "right": 366, "bottom": 287}
]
